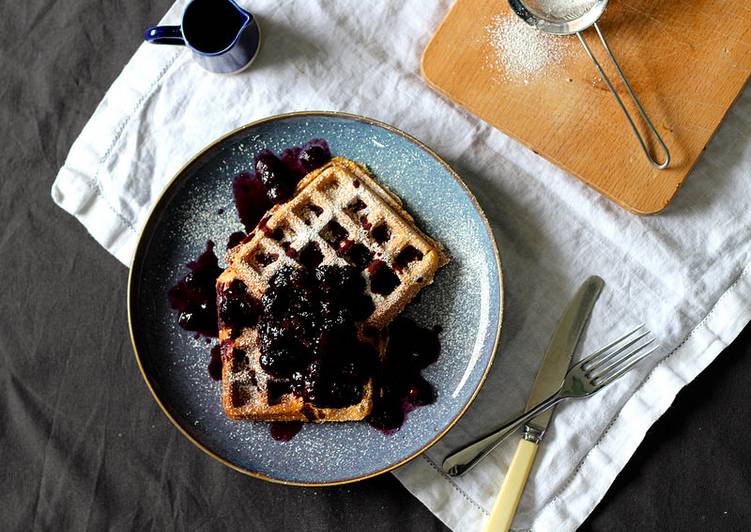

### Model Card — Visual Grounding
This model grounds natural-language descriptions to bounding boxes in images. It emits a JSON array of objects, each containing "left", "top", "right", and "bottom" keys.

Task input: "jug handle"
[{"left": 144, "top": 26, "right": 185, "bottom": 46}]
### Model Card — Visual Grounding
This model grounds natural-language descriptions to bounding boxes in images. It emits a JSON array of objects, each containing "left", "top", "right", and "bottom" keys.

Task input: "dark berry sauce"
[
  {"left": 167, "top": 241, "right": 223, "bottom": 337},
  {"left": 371, "top": 223, "right": 391, "bottom": 244},
  {"left": 299, "top": 140, "right": 330, "bottom": 172},
  {"left": 256, "top": 150, "right": 294, "bottom": 203},
  {"left": 258, "top": 265, "right": 376, "bottom": 409},
  {"left": 208, "top": 344, "right": 223, "bottom": 380},
  {"left": 269, "top": 421, "right": 303, "bottom": 441},
  {"left": 341, "top": 243, "right": 373, "bottom": 271},
  {"left": 298, "top": 241, "right": 324, "bottom": 269},
  {"left": 393, "top": 245, "right": 424, "bottom": 273},
  {"left": 257, "top": 266, "right": 440, "bottom": 440},
  {"left": 267, "top": 379, "right": 292, "bottom": 405},
  {"left": 367, "top": 260, "right": 400, "bottom": 296},
  {"left": 167, "top": 138, "right": 440, "bottom": 442},
  {"left": 368, "top": 317, "right": 441, "bottom": 434},
  {"left": 227, "top": 231, "right": 246, "bottom": 249},
  {"left": 232, "top": 171, "right": 270, "bottom": 232},
  {"left": 217, "top": 279, "right": 261, "bottom": 336},
  {"left": 233, "top": 139, "right": 331, "bottom": 232}
]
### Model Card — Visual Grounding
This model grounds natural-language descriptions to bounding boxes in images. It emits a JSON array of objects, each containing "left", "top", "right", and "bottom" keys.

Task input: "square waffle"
[{"left": 217, "top": 157, "right": 448, "bottom": 421}]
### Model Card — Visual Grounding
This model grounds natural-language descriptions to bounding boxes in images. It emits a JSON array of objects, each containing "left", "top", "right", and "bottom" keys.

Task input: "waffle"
[
  {"left": 218, "top": 328, "right": 386, "bottom": 422},
  {"left": 217, "top": 157, "right": 448, "bottom": 421}
]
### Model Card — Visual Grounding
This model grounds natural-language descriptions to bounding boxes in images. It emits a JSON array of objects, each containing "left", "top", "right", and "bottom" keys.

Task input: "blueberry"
[
  {"left": 368, "top": 396, "right": 404, "bottom": 432},
  {"left": 256, "top": 263, "right": 408, "bottom": 410},
  {"left": 351, "top": 294, "right": 375, "bottom": 320},
  {"left": 255, "top": 151, "right": 285, "bottom": 187},
  {"left": 406, "top": 377, "right": 436, "bottom": 406},
  {"left": 259, "top": 348, "right": 299, "bottom": 377},
  {"left": 232, "top": 171, "right": 270, "bottom": 231},
  {"left": 255, "top": 151, "right": 294, "bottom": 203},
  {"left": 218, "top": 280, "right": 260, "bottom": 328},
  {"left": 299, "top": 141, "right": 331, "bottom": 172}
]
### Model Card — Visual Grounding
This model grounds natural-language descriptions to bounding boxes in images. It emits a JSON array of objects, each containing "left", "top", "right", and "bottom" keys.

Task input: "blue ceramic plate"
[{"left": 128, "top": 112, "right": 502, "bottom": 485}]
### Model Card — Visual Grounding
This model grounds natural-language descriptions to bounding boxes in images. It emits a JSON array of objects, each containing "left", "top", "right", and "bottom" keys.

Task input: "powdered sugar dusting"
[
  {"left": 485, "top": 14, "right": 572, "bottom": 84},
  {"left": 525, "top": 0, "right": 596, "bottom": 21}
]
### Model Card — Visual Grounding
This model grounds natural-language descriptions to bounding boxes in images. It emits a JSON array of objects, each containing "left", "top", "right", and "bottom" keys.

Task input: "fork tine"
[
  {"left": 584, "top": 328, "right": 651, "bottom": 373},
  {"left": 580, "top": 324, "right": 646, "bottom": 370},
  {"left": 590, "top": 335, "right": 656, "bottom": 377},
  {"left": 593, "top": 344, "right": 660, "bottom": 388}
]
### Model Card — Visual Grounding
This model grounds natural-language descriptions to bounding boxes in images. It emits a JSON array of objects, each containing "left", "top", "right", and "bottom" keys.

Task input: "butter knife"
[
  {"left": 442, "top": 276, "right": 604, "bottom": 478},
  {"left": 482, "top": 276, "right": 603, "bottom": 531}
]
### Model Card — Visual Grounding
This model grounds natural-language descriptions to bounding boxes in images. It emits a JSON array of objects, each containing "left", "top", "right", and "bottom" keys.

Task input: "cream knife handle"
[{"left": 483, "top": 439, "right": 538, "bottom": 532}]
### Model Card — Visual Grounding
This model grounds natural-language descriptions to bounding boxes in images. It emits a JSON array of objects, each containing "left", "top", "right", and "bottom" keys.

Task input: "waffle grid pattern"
[{"left": 217, "top": 158, "right": 446, "bottom": 420}]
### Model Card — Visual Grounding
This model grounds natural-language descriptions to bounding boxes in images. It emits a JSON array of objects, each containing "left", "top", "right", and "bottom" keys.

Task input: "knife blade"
[
  {"left": 482, "top": 275, "right": 603, "bottom": 532},
  {"left": 524, "top": 275, "right": 604, "bottom": 438},
  {"left": 442, "top": 275, "right": 604, "bottom": 478}
]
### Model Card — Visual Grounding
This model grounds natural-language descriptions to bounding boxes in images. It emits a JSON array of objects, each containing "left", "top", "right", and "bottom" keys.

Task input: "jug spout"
[{"left": 228, "top": 0, "right": 252, "bottom": 21}]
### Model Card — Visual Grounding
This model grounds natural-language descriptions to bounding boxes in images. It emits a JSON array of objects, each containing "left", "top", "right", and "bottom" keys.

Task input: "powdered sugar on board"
[{"left": 484, "top": 13, "right": 574, "bottom": 84}]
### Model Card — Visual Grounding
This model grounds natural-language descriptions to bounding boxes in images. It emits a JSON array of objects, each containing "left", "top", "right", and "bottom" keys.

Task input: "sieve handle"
[{"left": 577, "top": 23, "right": 670, "bottom": 170}]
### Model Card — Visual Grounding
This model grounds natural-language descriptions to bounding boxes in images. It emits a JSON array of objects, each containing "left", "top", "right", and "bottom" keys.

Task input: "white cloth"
[{"left": 52, "top": 1, "right": 751, "bottom": 530}]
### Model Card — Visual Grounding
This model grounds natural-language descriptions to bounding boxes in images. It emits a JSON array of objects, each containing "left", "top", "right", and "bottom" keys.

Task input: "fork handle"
[{"left": 442, "top": 392, "right": 562, "bottom": 477}]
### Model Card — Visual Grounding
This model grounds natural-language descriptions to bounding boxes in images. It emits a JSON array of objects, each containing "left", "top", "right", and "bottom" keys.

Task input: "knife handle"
[{"left": 483, "top": 439, "right": 538, "bottom": 532}]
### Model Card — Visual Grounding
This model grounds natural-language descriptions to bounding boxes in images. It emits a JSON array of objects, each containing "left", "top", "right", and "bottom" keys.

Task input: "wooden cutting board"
[{"left": 422, "top": 0, "right": 751, "bottom": 213}]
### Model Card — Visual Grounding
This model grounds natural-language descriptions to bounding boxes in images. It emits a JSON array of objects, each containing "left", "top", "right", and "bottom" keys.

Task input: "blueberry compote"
[
  {"left": 208, "top": 344, "right": 223, "bottom": 381},
  {"left": 227, "top": 231, "right": 246, "bottom": 249},
  {"left": 168, "top": 241, "right": 223, "bottom": 337},
  {"left": 232, "top": 171, "right": 270, "bottom": 232},
  {"left": 257, "top": 264, "right": 441, "bottom": 438},
  {"left": 367, "top": 260, "right": 400, "bottom": 296},
  {"left": 269, "top": 421, "right": 303, "bottom": 441},
  {"left": 233, "top": 139, "right": 331, "bottom": 231},
  {"left": 368, "top": 318, "right": 441, "bottom": 434},
  {"left": 170, "top": 140, "right": 333, "bottom": 386},
  {"left": 257, "top": 265, "right": 377, "bottom": 409},
  {"left": 217, "top": 279, "right": 261, "bottom": 337}
]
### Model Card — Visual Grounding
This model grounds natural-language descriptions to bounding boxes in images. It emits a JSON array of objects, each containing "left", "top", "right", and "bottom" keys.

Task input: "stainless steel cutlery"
[{"left": 440, "top": 276, "right": 660, "bottom": 531}]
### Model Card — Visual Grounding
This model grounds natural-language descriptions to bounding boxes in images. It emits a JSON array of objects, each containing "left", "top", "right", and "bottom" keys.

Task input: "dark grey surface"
[{"left": 1, "top": 0, "right": 750, "bottom": 530}]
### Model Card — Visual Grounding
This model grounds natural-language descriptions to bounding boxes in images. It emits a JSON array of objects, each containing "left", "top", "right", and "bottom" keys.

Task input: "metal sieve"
[{"left": 508, "top": 0, "right": 670, "bottom": 169}]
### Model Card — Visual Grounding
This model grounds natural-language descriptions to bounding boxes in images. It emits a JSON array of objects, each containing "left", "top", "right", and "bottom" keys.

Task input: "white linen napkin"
[{"left": 52, "top": 1, "right": 751, "bottom": 530}]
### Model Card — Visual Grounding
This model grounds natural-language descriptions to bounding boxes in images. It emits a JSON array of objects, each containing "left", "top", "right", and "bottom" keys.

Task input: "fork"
[{"left": 443, "top": 325, "right": 659, "bottom": 477}]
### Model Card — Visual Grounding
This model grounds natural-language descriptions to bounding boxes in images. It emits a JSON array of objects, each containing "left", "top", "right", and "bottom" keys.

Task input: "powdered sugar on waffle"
[{"left": 225, "top": 158, "right": 447, "bottom": 330}]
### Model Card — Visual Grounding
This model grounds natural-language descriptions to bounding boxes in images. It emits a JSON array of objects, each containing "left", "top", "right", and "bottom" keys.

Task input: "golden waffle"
[
  {"left": 218, "top": 328, "right": 385, "bottom": 422},
  {"left": 217, "top": 157, "right": 447, "bottom": 421}
]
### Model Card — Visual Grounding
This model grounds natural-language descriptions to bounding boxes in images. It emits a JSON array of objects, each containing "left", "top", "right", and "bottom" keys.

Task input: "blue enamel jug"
[{"left": 145, "top": 0, "right": 261, "bottom": 74}]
